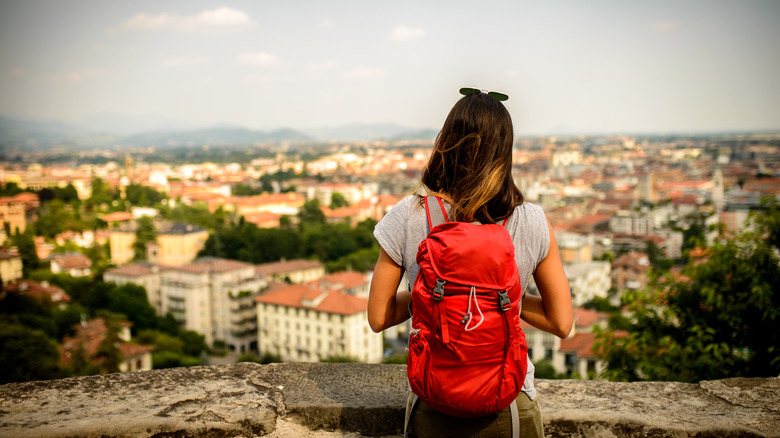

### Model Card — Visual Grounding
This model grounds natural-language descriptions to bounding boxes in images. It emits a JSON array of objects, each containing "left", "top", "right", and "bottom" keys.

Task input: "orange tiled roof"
[
  {"left": 322, "top": 271, "right": 367, "bottom": 290},
  {"left": 255, "top": 259, "right": 324, "bottom": 276},
  {"left": 573, "top": 308, "right": 609, "bottom": 328},
  {"left": 51, "top": 253, "right": 92, "bottom": 270},
  {"left": 105, "top": 262, "right": 161, "bottom": 277},
  {"left": 559, "top": 332, "right": 598, "bottom": 357},
  {"left": 60, "top": 318, "right": 153, "bottom": 366},
  {"left": 256, "top": 283, "right": 367, "bottom": 315},
  {"left": 173, "top": 257, "right": 255, "bottom": 274},
  {"left": 5, "top": 280, "right": 71, "bottom": 304}
]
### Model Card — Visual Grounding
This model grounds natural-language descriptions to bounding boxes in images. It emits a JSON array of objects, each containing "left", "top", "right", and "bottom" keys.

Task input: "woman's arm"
[
  {"left": 367, "top": 248, "right": 412, "bottom": 333},
  {"left": 521, "top": 218, "right": 574, "bottom": 339}
]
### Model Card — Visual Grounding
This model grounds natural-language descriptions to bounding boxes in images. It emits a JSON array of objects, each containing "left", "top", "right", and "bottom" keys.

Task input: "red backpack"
[{"left": 407, "top": 196, "right": 527, "bottom": 418}]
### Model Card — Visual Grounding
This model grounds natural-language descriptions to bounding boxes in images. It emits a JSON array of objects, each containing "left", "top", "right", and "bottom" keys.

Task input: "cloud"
[
  {"left": 163, "top": 56, "right": 208, "bottom": 68},
  {"left": 341, "top": 66, "right": 385, "bottom": 79},
  {"left": 307, "top": 60, "right": 339, "bottom": 71},
  {"left": 238, "top": 52, "right": 279, "bottom": 66},
  {"left": 651, "top": 21, "right": 680, "bottom": 31},
  {"left": 389, "top": 25, "right": 425, "bottom": 41},
  {"left": 117, "top": 7, "right": 255, "bottom": 34}
]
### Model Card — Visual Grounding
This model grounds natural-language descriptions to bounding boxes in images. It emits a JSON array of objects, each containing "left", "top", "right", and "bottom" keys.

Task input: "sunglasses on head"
[{"left": 459, "top": 87, "right": 509, "bottom": 102}]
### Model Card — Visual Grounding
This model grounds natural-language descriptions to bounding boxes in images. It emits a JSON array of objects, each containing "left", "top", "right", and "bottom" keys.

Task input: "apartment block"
[
  {"left": 104, "top": 262, "right": 164, "bottom": 315},
  {"left": 160, "top": 257, "right": 264, "bottom": 352},
  {"left": 256, "top": 280, "right": 382, "bottom": 363}
]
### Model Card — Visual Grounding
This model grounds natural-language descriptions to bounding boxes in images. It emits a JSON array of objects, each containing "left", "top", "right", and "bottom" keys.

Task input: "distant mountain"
[
  {"left": 0, "top": 115, "right": 434, "bottom": 150},
  {"left": 74, "top": 112, "right": 194, "bottom": 136},
  {"left": 0, "top": 115, "right": 87, "bottom": 147},
  {"left": 390, "top": 128, "right": 439, "bottom": 142},
  {"left": 121, "top": 126, "right": 312, "bottom": 147}
]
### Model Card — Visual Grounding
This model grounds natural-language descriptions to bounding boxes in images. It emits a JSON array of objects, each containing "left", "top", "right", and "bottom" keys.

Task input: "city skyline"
[{"left": 1, "top": 0, "right": 779, "bottom": 137}]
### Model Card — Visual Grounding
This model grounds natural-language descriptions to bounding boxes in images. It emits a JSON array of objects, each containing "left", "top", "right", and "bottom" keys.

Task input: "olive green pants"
[{"left": 404, "top": 392, "right": 543, "bottom": 438}]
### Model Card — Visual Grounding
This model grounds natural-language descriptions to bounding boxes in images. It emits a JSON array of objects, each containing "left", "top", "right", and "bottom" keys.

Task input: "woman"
[{"left": 368, "top": 88, "right": 572, "bottom": 437}]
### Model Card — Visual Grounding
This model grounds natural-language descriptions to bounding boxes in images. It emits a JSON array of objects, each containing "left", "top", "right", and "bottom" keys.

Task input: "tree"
[
  {"left": 594, "top": 204, "right": 780, "bottom": 382},
  {"left": 132, "top": 216, "right": 156, "bottom": 260},
  {"left": 93, "top": 313, "right": 123, "bottom": 374},
  {"left": 297, "top": 199, "right": 326, "bottom": 226},
  {"left": 0, "top": 321, "right": 63, "bottom": 383},
  {"left": 11, "top": 231, "right": 40, "bottom": 277},
  {"left": 330, "top": 192, "right": 350, "bottom": 209}
]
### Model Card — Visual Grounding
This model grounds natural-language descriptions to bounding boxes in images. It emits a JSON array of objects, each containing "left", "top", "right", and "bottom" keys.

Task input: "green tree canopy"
[
  {"left": 297, "top": 199, "right": 326, "bottom": 226},
  {"left": 330, "top": 192, "right": 350, "bottom": 209},
  {"left": 0, "top": 321, "right": 63, "bottom": 384},
  {"left": 595, "top": 202, "right": 780, "bottom": 382},
  {"left": 132, "top": 216, "right": 157, "bottom": 261}
]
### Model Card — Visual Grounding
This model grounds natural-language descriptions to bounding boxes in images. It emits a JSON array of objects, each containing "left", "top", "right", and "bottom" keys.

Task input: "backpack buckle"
[
  {"left": 498, "top": 290, "right": 511, "bottom": 312},
  {"left": 432, "top": 279, "right": 446, "bottom": 301}
]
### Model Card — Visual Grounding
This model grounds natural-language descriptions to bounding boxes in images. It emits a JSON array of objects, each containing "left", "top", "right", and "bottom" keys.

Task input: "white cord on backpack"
[{"left": 464, "top": 286, "right": 484, "bottom": 331}]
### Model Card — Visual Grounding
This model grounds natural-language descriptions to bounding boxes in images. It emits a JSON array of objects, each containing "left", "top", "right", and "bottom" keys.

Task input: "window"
[{"left": 545, "top": 349, "right": 553, "bottom": 360}]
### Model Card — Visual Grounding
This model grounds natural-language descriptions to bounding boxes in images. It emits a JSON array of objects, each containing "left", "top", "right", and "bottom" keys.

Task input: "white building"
[
  {"left": 256, "top": 279, "right": 383, "bottom": 363},
  {"left": 160, "top": 257, "right": 264, "bottom": 352},
  {"left": 104, "top": 262, "right": 164, "bottom": 315},
  {"left": 522, "top": 307, "right": 609, "bottom": 379},
  {"left": 563, "top": 261, "right": 611, "bottom": 307}
]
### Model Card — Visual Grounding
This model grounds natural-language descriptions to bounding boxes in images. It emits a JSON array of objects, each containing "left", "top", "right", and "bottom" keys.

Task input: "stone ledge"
[{"left": 0, "top": 363, "right": 777, "bottom": 437}]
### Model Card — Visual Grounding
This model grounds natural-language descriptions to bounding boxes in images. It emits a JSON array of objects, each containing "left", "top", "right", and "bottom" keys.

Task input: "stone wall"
[{"left": 0, "top": 363, "right": 778, "bottom": 437}]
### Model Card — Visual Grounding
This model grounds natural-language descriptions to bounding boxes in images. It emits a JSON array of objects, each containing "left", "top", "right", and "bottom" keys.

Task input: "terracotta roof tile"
[
  {"left": 256, "top": 283, "right": 367, "bottom": 315},
  {"left": 255, "top": 259, "right": 324, "bottom": 276},
  {"left": 105, "top": 262, "right": 162, "bottom": 277},
  {"left": 322, "top": 271, "right": 367, "bottom": 290},
  {"left": 559, "top": 332, "right": 598, "bottom": 357}
]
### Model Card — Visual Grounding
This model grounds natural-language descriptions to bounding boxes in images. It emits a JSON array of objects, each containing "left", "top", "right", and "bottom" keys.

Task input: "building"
[
  {"left": 160, "top": 257, "right": 264, "bottom": 352},
  {"left": 556, "top": 231, "right": 593, "bottom": 263},
  {"left": 255, "top": 259, "right": 325, "bottom": 284},
  {"left": 109, "top": 221, "right": 208, "bottom": 267},
  {"left": 611, "top": 252, "right": 651, "bottom": 291},
  {"left": 0, "top": 248, "right": 23, "bottom": 283},
  {"left": 149, "top": 222, "right": 209, "bottom": 267},
  {"left": 4, "top": 280, "right": 71, "bottom": 309},
  {"left": 558, "top": 308, "right": 609, "bottom": 378},
  {"left": 0, "top": 193, "right": 36, "bottom": 234},
  {"left": 255, "top": 279, "right": 383, "bottom": 363},
  {"left": 523, "top": 307, "right": 609, "bottom": 379},
  {"left": 50, "top": 253, "right": 92, "bottom": 277},
  {"left": 104, "top": 262, "right": 164, "bottom": 315},
  {"left": 59, "top": 317, "right": 153, "bottom": 373},
  {"left": 563, "top": 261, "right": 611, "bottom": 307},
  {"left": 108, "top": 226, "right": 136, "bottom": 266}
]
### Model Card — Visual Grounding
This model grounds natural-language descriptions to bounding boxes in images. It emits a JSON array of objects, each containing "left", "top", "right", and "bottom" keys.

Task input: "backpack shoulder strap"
[{"left": 424, "top": 195, "right": 449, "bottom": 233}]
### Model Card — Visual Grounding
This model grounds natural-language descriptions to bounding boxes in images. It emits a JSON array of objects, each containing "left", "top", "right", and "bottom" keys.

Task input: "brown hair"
[{"left": 421, "top": 91, "right": 523, "bottom": 223}]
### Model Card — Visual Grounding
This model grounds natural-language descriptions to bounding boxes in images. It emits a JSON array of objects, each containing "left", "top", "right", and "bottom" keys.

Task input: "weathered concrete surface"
[
  {"left": 537, "top": 377, "right": 780, "bottom": 437},
  {"left": 0, "top": 363, "right": 778, "bottom": 437}
]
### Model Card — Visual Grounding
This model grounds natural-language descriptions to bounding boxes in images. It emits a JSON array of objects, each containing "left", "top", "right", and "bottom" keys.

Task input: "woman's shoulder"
[{"left": 513, "top": 201, "right": 546, "bottom": 222}]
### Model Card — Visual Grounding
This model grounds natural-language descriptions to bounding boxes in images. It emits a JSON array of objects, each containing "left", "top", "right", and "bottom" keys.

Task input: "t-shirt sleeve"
[{"left": 373, "top": 196, "right": 411, "bottom": 267}]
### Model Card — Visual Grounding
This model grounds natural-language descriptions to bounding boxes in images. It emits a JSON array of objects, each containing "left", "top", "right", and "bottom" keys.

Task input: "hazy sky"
[{"left": 1, "top": 0, "right": 779, "bottom": 135}]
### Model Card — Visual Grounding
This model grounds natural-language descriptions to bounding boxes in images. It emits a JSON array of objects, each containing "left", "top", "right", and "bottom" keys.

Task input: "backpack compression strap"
[
  {"left": 424, "top": 195, "right": 449, "bottom": 232},
  {"left": 425, "top": 195, "right": 511, "bottom": 229}
]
